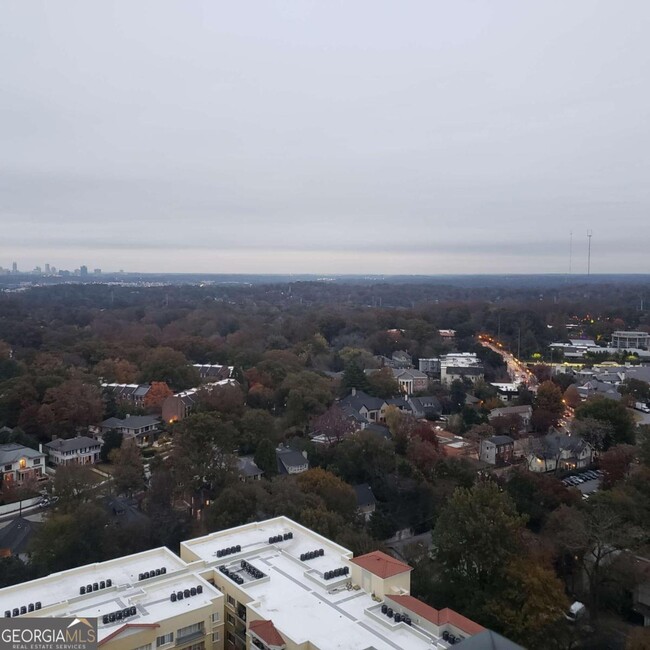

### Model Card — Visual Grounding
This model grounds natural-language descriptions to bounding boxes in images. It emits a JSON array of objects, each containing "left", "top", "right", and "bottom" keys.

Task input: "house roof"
[
  {"left": 486, "top": 435, "right": 514, "bottom": 446},
  {"left": 340, "top": 391, "right": 385, "bottom": 412},
  {"left": 0, "top": 517, "right": 42, "bottom": 557},
  {"left": 101, "top": 415, "right": 160, "bottom": 430},
  {"left": 386, "top": 595, "right": 485, "bottom": 636},
  {"left": 45, "top": 436, "right": 100, "bottom": 453},
  {"left": 276, "top": 447, "right": 308, "bottom": 473},
  {"left": 238, "top": 456, "right": 263, "bottom": 477},
  {"left": 363, "top": 423, "right": 391, "bottom": 440},
  {"left": 488, "top": 405, "right": 532, "bottom": 419},
  {"left": 0, "top": 444, "right": 44, "bottom": 465},
  {"left": 393, "top": 369, "right": 428, "bottom": 380},
  {"left": 353, "top": 483, "right": 376, "bottom": 508},
  {"left": 350, "top": 551, "right": 411, "bottom": 578},
  {"left": 249, "top": 619, "right": 285, "bottom": 647},
  {"left": 455, "top": 629, "right": 524, "bottom": 650}
]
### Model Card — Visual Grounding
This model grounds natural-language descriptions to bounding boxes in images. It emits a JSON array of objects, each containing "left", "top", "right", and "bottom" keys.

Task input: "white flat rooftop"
[
  {"left": 0, "top": 547, "right": 187, "bottom": 619},
  {"left": 245, "top": 549, "right": 439, "bottom": 650}
]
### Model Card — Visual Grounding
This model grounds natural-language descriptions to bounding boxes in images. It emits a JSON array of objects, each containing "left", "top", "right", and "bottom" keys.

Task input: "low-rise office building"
[{"left": 0, "top": 517, "right": 488, "bottom": 650}]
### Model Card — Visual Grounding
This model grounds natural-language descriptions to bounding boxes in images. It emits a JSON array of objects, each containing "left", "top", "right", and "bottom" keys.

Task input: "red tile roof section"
[
  {"left": 249, "top": 619, "right": 285, "bottom": 648},
  {"left": 350, "top": 551, "right": 412, "bottom": 579},
  {"left": 386, "top": 595, "right": 485, "bottom": 636}
]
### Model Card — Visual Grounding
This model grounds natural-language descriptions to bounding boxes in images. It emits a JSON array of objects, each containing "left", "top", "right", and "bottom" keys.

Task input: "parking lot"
[{"left": 562, "top": 471, "right": 602, "bottom": 497}]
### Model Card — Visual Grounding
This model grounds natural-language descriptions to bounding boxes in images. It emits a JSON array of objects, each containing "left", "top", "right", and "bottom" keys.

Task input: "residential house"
[
  {"left": 162, "top": 379, "right": 239, "bottom": 423},
  {"left": 479, "top": 436, "right": 515, "bottom": 466},
  {"left": 45, "top": 436, "right": 101, "bottom": 466},
  {"left": 408, "top": 395, "right": 441, "bottom": 419},
  {"left": 192, "top": 364, "right": 234, "bottom": 380},
  {"left": 0, "top": 516, "right": 42, "bottom": 562},
  {"left": 94, "top": 415, "right": 161, "bottom": 446},
  {"left": 276, "top": 446, "right": 309, "bottom": 475},
  {"left": 101, "top": 383, "right": 151, "bottom": 406},
  {"left": 339, "top": 389, "right": 385, "bottom": 424},
  {"left": 490, "top": 383, "right": 519, "bottom": 403},
  {"left": 576, "top": 380, "right": 623, "bottom": 402},
  {"left": 439, "top": 329, "right": 456, "bottom": 341},
  {"left": 488, "top": 405, "right": 533, "bottom": 433},
  {"left": 237, "top": 456, "right": 263, "bottom": 482},
  {"left": 0, "top": 444, "right": 46, "bottom": 486},
  {"left": 391, "top": 368, "right": 429, "bottom": 395},
  {"left": 391, "top": 350, "right": 413, "bottom": 368},
  {"left": 353, "top": 483, "right": 377, "bottom": 521},
  {"left": 526, "top": 434, "right": 594, "bottom": 473}
]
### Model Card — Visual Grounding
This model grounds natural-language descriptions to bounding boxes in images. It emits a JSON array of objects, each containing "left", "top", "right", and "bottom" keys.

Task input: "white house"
[
  {"left": 45, "top": 436, "right": 101, "bottom": 467},
  {"left": 526, "top": 435, "right": 594, "bottom": 473}
]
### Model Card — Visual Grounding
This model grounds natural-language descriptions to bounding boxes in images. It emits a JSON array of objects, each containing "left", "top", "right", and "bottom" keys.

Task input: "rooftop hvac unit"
[
  {"left": 155, "top": 569, "right": 161, "bottom": 576},
  {"left": 102, "top": 615, "right": 109, "bottom": 624},
  {"left": 20, "top": 606, "right": 26, "bottom": 615},
  {"left": 177, "top": 591, "right": 183, "bottom": 600},
  {"left": 80, "top": 586, "right": 86, "bottom": 595},
  {"left": 190, "top": 587, "right": 197, "bottom": 597},
  {"left": 138, "top": 573, "right": 144, "bottom": 580},
  {"left": 170, "top": 593, "right": 177, "bottom": 602},
  {"left": 160, "top": 568, "right": 166, "bottom": 575},
  {"left": 236, "top": 544, "right": 241, "bottom": 552},
  {"left": 319, "top": 549, "right": 324, "bottom": 556},
  {"left": 183, "top": 589, "right": 190, "bottom": 598},
  {"left": 35, "top": 602, "right": 41, "bottom": 610},
  {"left": 86, "top": 584, "right": 92, "bottom": 593},
  {"left": 115, "top": 611, "right": 122, "bottom": 621},
  {"left": 404, "top": 617, "right": 412, "bottom": 626},
  {"left": 196, "top": 585, "right": 203, "bottom": 594},
  {"left": 381, "top": 604, "right": 387, "bottom": 614},
  {"left": 394, "top": 613, "right": 401, "bottom": 623},
  {"left": 100, "top": 580, "right": 105, "bottom": 589},
  {"left": 93, "top": 583, "right": 98, "bottom": 591},
  {"left": 283, "top": 533, "right": 290, "bottom": 540},
  {"left": 28, "top": 604, "right": 34, "bottom": 612},
  {"left": 109, "top": 613, "right": 116, "bottom": 623},
  {"left": 4, "top": 611, "right": 10, "bottom": 618},
  {"left": 12, "top": 608, "right": 19, "bottom": 617},
  {"left": 387, "top": 608, "right": 393, "bottom": 618}
]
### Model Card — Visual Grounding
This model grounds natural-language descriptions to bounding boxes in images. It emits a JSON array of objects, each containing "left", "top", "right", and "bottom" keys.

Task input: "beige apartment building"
[{"left": 0, "top": 517, "right": 485, "bottom": 650}]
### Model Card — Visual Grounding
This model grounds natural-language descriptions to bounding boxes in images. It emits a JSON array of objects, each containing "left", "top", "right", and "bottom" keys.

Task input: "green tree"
[
  {"left": 239, "top": 409, "right": 277, "bottom": 454},
  {"left": 432, "top": 482, "right": 526, "bottom": 615},
  {"left": 296, "top": 468, "right": 357, "bottom": 520},
  {"left": 171, "top": 413, "right": 239, "bottom": 492},
  {"left": 366, "top": 368, "right": 400, "bottom": 399},
  {"left": 110, "top": 439, "right": 145, "bottom": 496},
  {"left": 483, "top": 559, "right": 569, "bottom": 648},
  {"left": 52, "top": 463, "right": 100, "bottom": 512},
  {"left": 205, "top": 483, "right": 261, "bottom": 531},
  {"left": 340, "top": 361, "right": 370, "bottom": 396},
  {"left": 534, "top": 380, "right": 564, "bottom": 424},
  {"left": 30, "top": 503, "right": 109, "bottom": 574},
  {"left": 569, "top": 417, "right": 614, "bottom": 452},
  {"left": 574, "top": 397, "right": 635, "bottom": 448},
  {"left": 254, "top": 438, "right": 278, "bottom": 477},
  {"left": 100, "top": 429, "right": 123, "bottom": 462}
]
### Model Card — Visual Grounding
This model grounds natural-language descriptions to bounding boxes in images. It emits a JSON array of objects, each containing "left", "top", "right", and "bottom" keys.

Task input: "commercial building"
[
  {"left": 0, "top": 517, "right": 487, "bottom": 649},
  {"left": 611, "top": 331, "right": 650, "bottom": 350}
]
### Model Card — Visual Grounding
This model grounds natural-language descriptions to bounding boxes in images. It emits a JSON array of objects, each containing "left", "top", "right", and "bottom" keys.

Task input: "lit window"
[{"left": 19, "top": 458, "right": 26, "bottom": 469}]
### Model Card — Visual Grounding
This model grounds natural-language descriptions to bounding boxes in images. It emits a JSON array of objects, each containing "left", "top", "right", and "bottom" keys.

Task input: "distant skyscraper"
[
  {"left": 79, "top": 265, "right": 88, "bottom": 276},
  {"left": 45, "top": 263, "right": 50, "bottom": 274}
]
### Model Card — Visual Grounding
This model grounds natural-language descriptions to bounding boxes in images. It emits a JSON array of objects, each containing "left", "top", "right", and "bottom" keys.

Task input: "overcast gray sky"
[{"left": 1, "top": 1, "right": 649, "bottom": 274}]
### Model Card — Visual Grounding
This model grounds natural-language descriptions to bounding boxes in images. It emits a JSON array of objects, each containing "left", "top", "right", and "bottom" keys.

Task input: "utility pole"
[{"left": 587, "top": 230, "right": 593, "bottom": 275}]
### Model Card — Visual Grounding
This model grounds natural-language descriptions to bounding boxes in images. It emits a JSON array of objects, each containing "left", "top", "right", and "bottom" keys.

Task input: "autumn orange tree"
[{"left": 143, "top": 381, "right": 172, "bottom": 410}]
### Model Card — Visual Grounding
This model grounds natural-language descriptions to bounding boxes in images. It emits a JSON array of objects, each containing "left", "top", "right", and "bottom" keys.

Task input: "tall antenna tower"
[{"left": 587, "top": 230, "right": 593, "bottom": 275}]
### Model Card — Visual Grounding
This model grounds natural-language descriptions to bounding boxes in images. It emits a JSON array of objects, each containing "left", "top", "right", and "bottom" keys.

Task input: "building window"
[
  {"left": 226, "top": 595, "right": 235, "bottom": 607},
  {"left": 19, "top": 458, "right": 26, "bottom": 469},
  {"left": 226, "top": 614, "right": 235, "bottom": 626},
  {"left": 226, "top": 632, "right": 234, "bottom": 646},
  {"left": 211, "top": 613, "right": 220, "bottom": 624},
  {"left": 4, "top": 464, "right": 11, "bottom": 471},
  {"left": 156, "top": 633, "right": 174, "bottom": 647},
  {"left": 212, "top": 632, "right": 220, "bottom": 643},
  {"left": 177, "top": 623, "right": 203, "bottom": 640}
]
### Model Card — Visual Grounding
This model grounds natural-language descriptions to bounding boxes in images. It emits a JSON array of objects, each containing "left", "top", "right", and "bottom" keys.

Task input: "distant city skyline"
[{"left": 1, "top": 2, "right": 649, "bottom": 274}]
